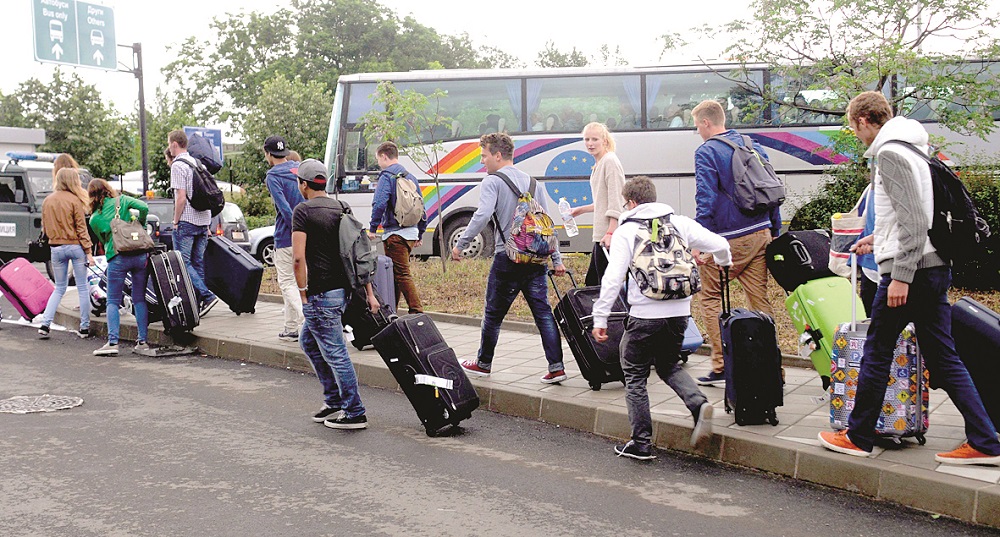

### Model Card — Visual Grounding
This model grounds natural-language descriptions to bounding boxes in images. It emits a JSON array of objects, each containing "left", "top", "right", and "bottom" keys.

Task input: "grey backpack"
[
  {"left": 624, "top": 214, "right": 701, "bottom": 300},
  {"left": 710, "top": 135, "right": 785, "bottom": 216}
]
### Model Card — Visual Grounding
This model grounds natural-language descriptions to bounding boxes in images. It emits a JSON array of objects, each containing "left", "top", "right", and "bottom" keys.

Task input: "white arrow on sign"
[
  {"left": 93, "top": 50, "right": 104, "bottom": 65},
  {"left": 52, "top": 43, "right": 63, "bottom": 59}
]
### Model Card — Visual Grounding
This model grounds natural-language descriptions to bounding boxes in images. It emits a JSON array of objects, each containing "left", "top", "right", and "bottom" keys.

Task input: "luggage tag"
[{"left": 414, "top": 374, "right": 454, "bottom": 392}]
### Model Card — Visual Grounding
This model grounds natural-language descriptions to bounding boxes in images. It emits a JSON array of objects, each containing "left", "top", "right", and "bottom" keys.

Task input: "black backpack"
[
  {"left": 178, "top": 157, "right": 225, "bottom": 217},
  {"left": 709, "top": 134, "right": 786, "bottom": 216},
  {"left": 884, "top": 141, "right": 990, "bottom": 265}
]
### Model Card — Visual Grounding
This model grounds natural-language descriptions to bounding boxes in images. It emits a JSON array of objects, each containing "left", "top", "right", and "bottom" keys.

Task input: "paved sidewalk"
[{"left": 46, "top": 293, "right": 1000, "bottom": 529}]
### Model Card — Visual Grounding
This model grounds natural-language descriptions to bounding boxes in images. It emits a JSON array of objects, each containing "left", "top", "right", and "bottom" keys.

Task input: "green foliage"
[
  {"left": 954, "top": 163, "right": 1000, "bottom": 289},
  {"left": 3, "top": 69, "right": 137, "bottom": 178},
  {"left": 788, "top": 166, "right": 870, "bottom": 231},
  {"left": 145, "top": 92, "right": 199, "bottom": 193},
  {"left": 695, "top": 0, "right": 1000, "bottom": 137},
  {"left": 536, "top": 41, "right": 589, "bottom": 68},
  {"left": 359, "top": 81, "right": 452, "bottom": 269},
  {"left": 231, "top": 182, "right": 276, "bottom": 220},
  {"left": 160, "top": 0, "right": 489, "bottom": 131},
  {"left": 234, "top": 75, "right": 333, "bottom": 188}
]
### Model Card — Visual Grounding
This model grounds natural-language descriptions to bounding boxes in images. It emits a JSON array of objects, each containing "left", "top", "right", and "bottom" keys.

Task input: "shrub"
[
  {"left": 245, "top": 215, "right": 276, "bottom": 229},
  {"left": 231, "top": 183, "right": 276, "bottom": 219},
  {"left": 788, "top": 164, "right": 869, "bottom": 231}
]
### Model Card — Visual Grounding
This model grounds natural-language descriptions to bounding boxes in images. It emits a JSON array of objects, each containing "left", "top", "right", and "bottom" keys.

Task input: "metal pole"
[{"left": 133, "top": 43, "right": 149, "bottom": 195}]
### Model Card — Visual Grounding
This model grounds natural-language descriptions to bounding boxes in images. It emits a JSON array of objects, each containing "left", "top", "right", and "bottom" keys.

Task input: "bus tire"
[{"left": 444, "top": 214, "right": 494, "bottom": 259}]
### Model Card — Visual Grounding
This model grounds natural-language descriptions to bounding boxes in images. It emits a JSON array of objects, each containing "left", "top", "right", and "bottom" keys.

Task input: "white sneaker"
[
  {"left": 691, "top": 402, "right": 714, "bottom": 447},
  {"left": 93, "top": 343, "right": 119, "bottom": 356}
]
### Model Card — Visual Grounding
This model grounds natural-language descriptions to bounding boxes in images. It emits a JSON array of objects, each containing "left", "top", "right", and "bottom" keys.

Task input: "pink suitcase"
[{"left": 0, "top": 258, "right": 54, "bottom": 321}]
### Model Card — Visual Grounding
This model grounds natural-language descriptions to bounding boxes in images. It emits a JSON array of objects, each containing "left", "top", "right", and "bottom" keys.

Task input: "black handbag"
[{"left": 27, "top": 230, "right": 50, "bottom": 262}]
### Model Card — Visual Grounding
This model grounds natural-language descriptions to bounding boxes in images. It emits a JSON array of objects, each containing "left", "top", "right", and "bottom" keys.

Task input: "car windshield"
[{"left": 220, "top": 202, "right": 244, "bottom": 223}]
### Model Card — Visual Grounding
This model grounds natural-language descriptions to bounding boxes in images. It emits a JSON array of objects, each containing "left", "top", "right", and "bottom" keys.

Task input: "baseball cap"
[
  {"left": 296, "top": 159, "right": 328, "bottom": 185},
  {"left": 263, "top": 135, "right": 290, "bottom": 157}
]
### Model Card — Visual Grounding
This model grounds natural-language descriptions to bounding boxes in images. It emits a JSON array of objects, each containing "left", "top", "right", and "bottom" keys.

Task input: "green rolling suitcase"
[{"left": 785, "top": 276, "right": 865, "bottom": 387}]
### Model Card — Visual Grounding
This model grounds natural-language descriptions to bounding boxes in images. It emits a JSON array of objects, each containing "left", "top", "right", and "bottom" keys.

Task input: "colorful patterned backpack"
[{"left": 491, "top": 171, "right": 557, "bottom": 265}]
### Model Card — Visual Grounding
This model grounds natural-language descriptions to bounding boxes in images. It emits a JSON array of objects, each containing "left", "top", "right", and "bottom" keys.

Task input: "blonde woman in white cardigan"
[{"left": 569, "top": 122, "right": 626, "bottom": 286}]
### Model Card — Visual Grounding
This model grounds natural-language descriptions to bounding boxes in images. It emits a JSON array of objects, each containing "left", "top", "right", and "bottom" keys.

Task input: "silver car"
[{"left": 248, "top": 225, "right": 275, "bottom": 267}]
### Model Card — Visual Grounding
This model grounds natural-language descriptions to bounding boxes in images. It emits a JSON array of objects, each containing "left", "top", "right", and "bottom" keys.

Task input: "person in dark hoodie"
[{"left": 264, "top": 135, "right": 306, "bottom": 342}]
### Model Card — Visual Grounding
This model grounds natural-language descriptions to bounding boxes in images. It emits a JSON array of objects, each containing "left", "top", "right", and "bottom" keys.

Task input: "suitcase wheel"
[
  {"left": 589, "top": 382, "right": 602, "bottom": 391},
  {"left": 767, "top": 410, "right": 779, "bottom": 426},
  {"left": 916, "top": 434, "right": 926, "bottom": 446},
  {"left": 680, "top": 353, "right": 689, "bottom": 364},
  {"left": 425, "top": 425, "right": 438, "bottom": 437}
]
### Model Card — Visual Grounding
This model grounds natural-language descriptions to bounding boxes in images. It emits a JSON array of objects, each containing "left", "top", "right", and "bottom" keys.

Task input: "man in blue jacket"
[
  {"left": 368, "top": 141, "right": 426, "bottom": 313},
  {"left": 264, "top": 135, "right": 305, "bottom": 341},
  {"left": 690, "top": 100, "right": 782, "bottom": 386}
]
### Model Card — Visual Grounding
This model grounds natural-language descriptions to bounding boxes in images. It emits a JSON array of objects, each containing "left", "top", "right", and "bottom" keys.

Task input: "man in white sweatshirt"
[
  {"left": 818, "top": 91, "right": 1000, "bottom": 465},
  {"left": 592, "top": 176, "right": 732, "bottom": 460}
]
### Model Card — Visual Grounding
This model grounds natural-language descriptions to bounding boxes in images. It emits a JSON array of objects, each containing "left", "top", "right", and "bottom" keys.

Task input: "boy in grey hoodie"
[{"left": 592, "top": 176, "right": 732, "bottom": 460}]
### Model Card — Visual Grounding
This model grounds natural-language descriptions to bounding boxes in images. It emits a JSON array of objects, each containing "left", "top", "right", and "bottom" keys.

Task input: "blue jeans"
[
  {"left": 474, "top": 255, "right": 564, "bottom": 373},
  {"left": 847, "top": 267, "right": 1000, "bottom": 454},
  {"left": 106, "top": 252, "right": 150, "bottom": 345},
  {"left": 300, "top": 288, "right": 365, "bottom": 418},
  {"left": 621, "top": 316, "right": 708, "bottom": 449},
  {"left": 173, "top": 221, "right": 215, "bottom": 304},
  {"left": 41, "top": 244, "right": 90, "bottom": 330}
]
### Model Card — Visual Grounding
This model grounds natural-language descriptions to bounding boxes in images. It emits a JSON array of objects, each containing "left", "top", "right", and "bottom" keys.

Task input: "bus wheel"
[{"left": 444, "top": 215, "right": 494, "bottom": 259}]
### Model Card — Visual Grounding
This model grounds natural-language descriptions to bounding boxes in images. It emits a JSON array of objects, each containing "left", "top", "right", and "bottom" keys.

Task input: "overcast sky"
[{"left": 5, "top": 0, "right": 999, "bottom": 140}]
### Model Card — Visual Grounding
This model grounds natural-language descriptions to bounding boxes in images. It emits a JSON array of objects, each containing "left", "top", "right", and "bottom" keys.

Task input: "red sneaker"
[
  {"left": 935, "top": 443, "right": 1000, "bottom": 466},
  {"left": 461, "top": 360, "right": 491, "bottom": 377},
  {"left": 818, "top": 430, "right": 871, "bottom": 457},
  {"left": 540, "top": 370, "right": 567, "bottom": 384}
]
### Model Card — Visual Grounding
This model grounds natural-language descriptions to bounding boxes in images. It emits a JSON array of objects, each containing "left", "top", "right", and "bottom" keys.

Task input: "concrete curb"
[
  {"left": 261, "top": 293, "right": 816, "bottom": 369},
  {"left": 54, "top": 305, "right": 998, "bottom": 530}
]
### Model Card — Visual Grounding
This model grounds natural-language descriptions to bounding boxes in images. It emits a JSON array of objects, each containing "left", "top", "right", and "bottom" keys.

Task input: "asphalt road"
[{"left": 0, "top": 305, "right": 997, "bottom": 536}]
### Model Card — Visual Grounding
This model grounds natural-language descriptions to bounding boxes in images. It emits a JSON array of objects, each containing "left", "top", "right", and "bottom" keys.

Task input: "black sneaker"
[
  {"left": 324, "top": 413, "right": 368, "bottom": 430},
  {"left": 614, "top": 440, "right": 656, "bottom": 461},
  {"left": 312, "top": 406, "right": 343, "bottom": 423},
  {"left": 76, "top": 328, "right": 90, "bottom": 339},
  {"left": 696, "top": 370, "right": 726, "bottom": 386},
  {"left": 199, "top": 297, "right": 220, "bottom": 317},
  {"left": 38, "top": 325, "right": 50, "bottom": 339}
]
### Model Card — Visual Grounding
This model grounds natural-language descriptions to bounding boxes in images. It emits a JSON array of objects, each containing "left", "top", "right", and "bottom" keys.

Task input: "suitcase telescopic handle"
[
  {"left": 850, "top": 252, "right": 857, "bottom": 331},
  {"left": 546, "top": 269, "right": 577, "bottom": 295},
  {"left": 720, "top": 266, "right": 732, "bottom": 315}
]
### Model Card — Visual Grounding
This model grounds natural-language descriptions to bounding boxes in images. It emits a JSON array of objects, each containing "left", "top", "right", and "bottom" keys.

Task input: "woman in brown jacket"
[{"left": 38, "top": 167, "right": 94, "bottom": 339}]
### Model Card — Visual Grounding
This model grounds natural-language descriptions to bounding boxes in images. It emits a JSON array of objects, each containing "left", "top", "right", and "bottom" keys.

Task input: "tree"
[
  {"left": 4, "top": 69, "right": 136, "bottom": 178},
  {"left": 535, "top": 41, "right": 589, "bottom": 68},
  {"left": 475, "top": 46, "right": 525, "bottom": 69},
  {"left": 145, "top": 91, "right": 199, "bottom": 193},
  {"left": 676, "top": 0, "right": 1000, "bottom": 137},
  {"left": 162, "top": 10, "right": 298, "bottom": 125},
  {"left": 359, "top": 81, "right": 452, "bottom": 270},
  {"left": 160, "top": 0, "right": 492, "bottom": 131},
  {"left": 236, "top": 75, "right": 334, "bottom": 189},
  {"left": 594, "top": 44, "right": 629, "bottom": 67}
]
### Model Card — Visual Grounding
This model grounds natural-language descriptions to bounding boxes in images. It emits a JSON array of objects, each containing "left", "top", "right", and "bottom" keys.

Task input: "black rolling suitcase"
[
  {"left": 342, "top": 283, "right": 397, "bottom": 350},
  {"left": 549, "top": 270, "right": 625, "bottom": 391},
  {"left": 91, "top": 259, "right": 163, "bottom": 323},
  {"left": 371, "top": 314, "right": 479, "bottom": 436},
  {"left": 720, "top": 268, "right": 783, "bottom": 425},
  {"left": 205, "top": 235, "right": 263, "bottom": 315},
  {"left": 765, "top": 229, "right": 835, "bottom": 292},
  {"left": 952, "top": 297, "right": 1000, "bottom": 429},
  {"left": 149, "top": 250, "right": 199, "bottom": 335}
]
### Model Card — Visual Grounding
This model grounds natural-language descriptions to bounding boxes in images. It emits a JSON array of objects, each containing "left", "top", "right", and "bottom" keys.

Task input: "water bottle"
[{"left": 558, "top": 198, "right": 579, "bottom": 238}]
